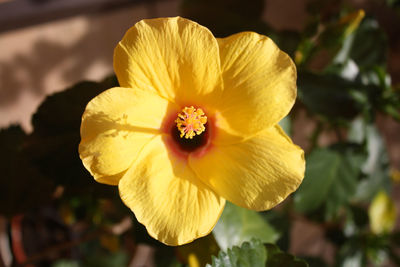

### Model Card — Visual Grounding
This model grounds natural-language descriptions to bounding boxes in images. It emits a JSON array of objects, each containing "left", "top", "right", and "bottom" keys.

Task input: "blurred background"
[{"left": 1, "top": 0, "right": 400, "bottom": 266}]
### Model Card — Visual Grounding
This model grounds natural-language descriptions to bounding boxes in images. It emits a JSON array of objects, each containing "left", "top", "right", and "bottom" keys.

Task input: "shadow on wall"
[{"left": 0, "top": 0, "right": 177, "bottom": 109}]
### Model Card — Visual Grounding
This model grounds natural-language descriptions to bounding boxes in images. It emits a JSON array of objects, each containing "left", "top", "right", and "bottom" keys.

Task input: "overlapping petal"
[
  {"left": 114, "top": 17, "right": 223, "bottom": 107},
  {"left": 215, "top": 32, "right": 297, "bottom": 143},
  {"left": 119, "top": 136, "right": 225, "bottom": 245},
  {"left": 79, "top": 87, "right": 173, "bottom": 185},
  {"left": 189, "top": 125, "right": 305, "bottom": 211}
]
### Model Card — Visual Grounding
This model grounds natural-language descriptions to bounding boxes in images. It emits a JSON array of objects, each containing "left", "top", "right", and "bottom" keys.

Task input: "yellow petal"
[
  {"left": 114, "top": 17, "right": 223, "bottom": 106},
  {"left": 79, "top": 87, "right": 173, "bottom": 185},
  {"left": 189, "top": 125, "right": 305, "bottom": 211},
  {"left": 215, "top": 32, "right": 297, "bottom": 143},
  {"left": 119, "top": 136, "right": 225, "bottom": 246}
]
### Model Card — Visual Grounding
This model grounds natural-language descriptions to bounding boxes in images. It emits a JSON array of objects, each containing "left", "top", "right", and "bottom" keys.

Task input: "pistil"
[{"left": 175, "top": 106, "right": 207, "bottom": 139}]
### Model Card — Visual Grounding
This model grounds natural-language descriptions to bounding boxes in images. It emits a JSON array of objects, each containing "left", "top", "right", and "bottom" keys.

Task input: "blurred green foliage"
[{"left": 1, "top": 0, "right": 400, "bottom": 266}]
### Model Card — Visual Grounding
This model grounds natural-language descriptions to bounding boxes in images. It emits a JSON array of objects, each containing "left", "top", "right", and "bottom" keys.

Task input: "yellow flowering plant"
[
  {"left": 78, "top": 16, "right": 305, "bottom": 246},
  {"left": 1, "top": 2, "right": 400, "bottom": 265}
]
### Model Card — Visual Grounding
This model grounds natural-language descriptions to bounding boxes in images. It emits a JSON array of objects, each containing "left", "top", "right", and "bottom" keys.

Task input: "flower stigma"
[{"left": 175, "top": 106, "right": 207, "bottom": 139}]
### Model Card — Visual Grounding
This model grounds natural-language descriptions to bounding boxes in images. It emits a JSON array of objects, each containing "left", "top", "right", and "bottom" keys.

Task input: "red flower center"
[{"left": 162, "top": 106, "right": 215, "bottom": 160}]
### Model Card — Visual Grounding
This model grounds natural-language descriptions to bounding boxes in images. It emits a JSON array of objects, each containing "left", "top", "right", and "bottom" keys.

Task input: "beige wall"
[{"left": 0, "top": 0, "right": 180, "bottom": 132}]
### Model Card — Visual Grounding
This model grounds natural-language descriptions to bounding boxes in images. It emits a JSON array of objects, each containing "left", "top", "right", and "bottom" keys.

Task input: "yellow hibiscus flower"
[{"left": 79, "top": 17, "right": 305, "bottom": 246}]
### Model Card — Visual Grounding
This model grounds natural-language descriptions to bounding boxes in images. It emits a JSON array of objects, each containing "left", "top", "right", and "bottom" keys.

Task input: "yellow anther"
[{"left": 175, "top": 106, "right": 207, "bottom": 139}]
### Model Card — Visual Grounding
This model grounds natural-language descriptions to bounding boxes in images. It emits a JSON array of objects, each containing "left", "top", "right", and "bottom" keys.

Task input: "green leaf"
[
  {"left": 357, "top": 66, "right": 400, "bottom": 120},
  {"left": 264, "top": 243, "right": 309, "bottom": 267},
  {"left": 319, "top": 9, "right": 365, "bottom": 50},
  {"left": 349, "top": 18, "right": 387, "bottom": 68},
  {"left": 261, "top": 210, "right": 291, "bottom": 251},
  {"left": 177, "top": 234, "right": 219, "bottom": 267},
  {"left": 207, "top": 239, "right": 308, "bottom": 267},
  {"left": 336, "top": 234, "right": 393, "bottom": 266},
  {"left": 298, "top": 9, "right": 365, "bottom": 67},
  {"left": 207, "top": 239, "right": 266, "bottom": 267},
  {"left": 0, "top": 126, "right": 54, "bottom": 216},
  {"left": 32, "top": 79, "right": 114, "bottom": 136},
  {"left": 344, "top": 205, "right": 369, "bottom": 236},
  {"left": 294, "top": 145, "right": 366, "bottom": 218},
  {"left": 26, "top": 78, "right": 117, "bottom": 196},
  {"left": 213, "top": 202, "right": 279, "bottom": 251},
  {"left": 332, "top": 32, "right": 357, "bottom": 65},
  {"left": 301, "top": 257, "right": 328, "bottom": 267},
  {"left": 359, "top": 65, "right": 391, "bottom": 89},
  {"left": 338, "top": 250, "right": 364, "bottom": 267},
  {"left": 325, "top": 60, "right": 360, "bottom": 81},
  {"left": 336, "top": 238, "right": 362, "bottom": 267},
  {"left": 278, "top": 116, "right": 292, "bottom": 136},
  {"left": 349, "top": 120, "right": 391, "bottom": 201},
  {"left": 297, "top": 71, "right": 363, "bottom": 120}
]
